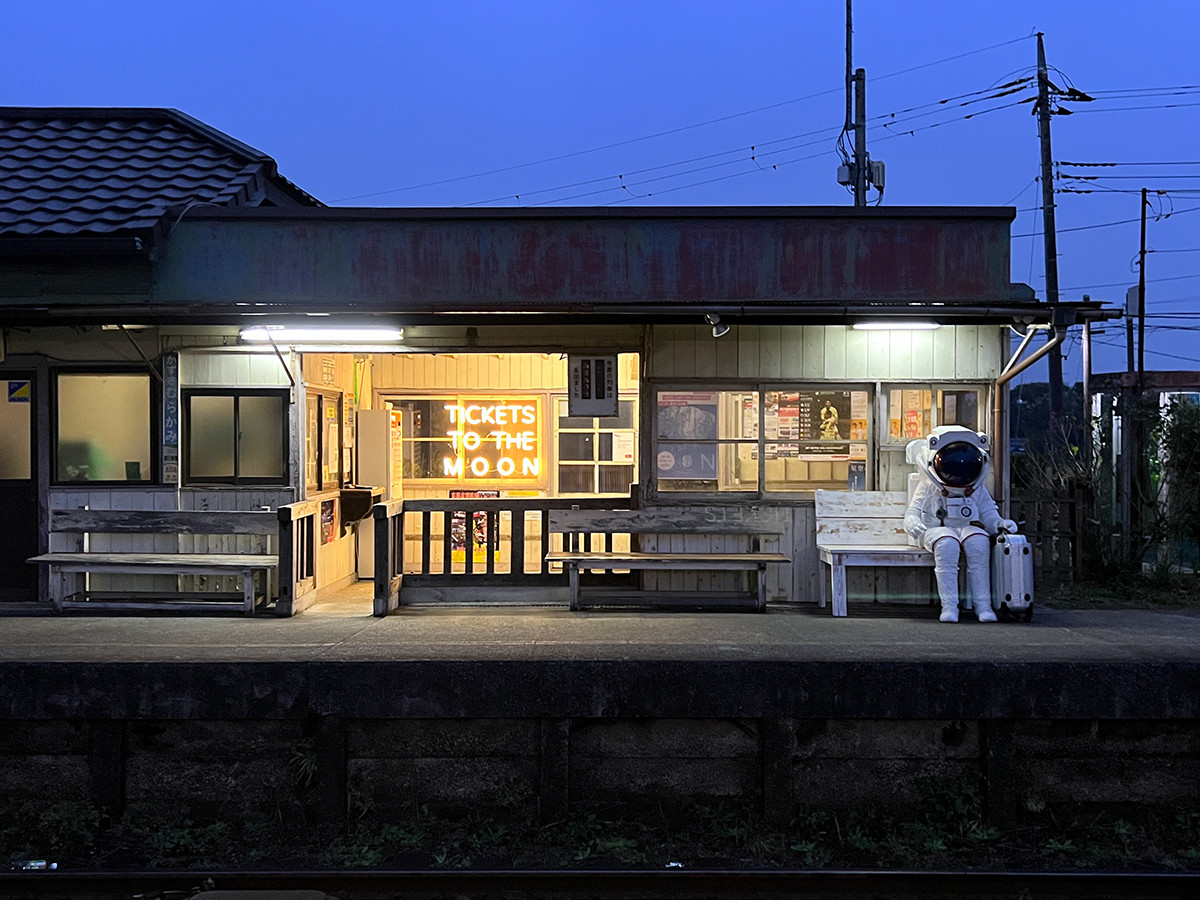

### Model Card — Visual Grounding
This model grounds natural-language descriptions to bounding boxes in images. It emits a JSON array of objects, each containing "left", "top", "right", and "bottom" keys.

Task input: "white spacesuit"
[{"left": 904, "top": 427, "right": 1018, "bottom": 623}]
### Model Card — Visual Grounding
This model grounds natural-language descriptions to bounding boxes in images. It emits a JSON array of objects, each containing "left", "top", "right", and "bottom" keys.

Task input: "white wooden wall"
[{"left": 648, "top": 324, "right": 1005, "bottom": 381}]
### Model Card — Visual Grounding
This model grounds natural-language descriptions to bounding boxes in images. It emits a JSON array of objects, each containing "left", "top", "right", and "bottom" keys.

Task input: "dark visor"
[{"left": 931, "top": 441, "right": 984, "bottom": 487}]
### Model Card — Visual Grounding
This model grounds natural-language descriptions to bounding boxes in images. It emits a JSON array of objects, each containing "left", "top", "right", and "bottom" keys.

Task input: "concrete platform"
[
  {"left": 1, "top": 600, "right": 1198, "bottom": 720},
  {"left": 2, "top": 598, "right": 1198, "bottom": 826}
]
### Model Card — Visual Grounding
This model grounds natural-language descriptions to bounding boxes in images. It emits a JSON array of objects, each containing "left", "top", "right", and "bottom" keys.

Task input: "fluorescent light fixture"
[
  {"left": 852, "top": 321, "right": 941, "bottom": 331},
  {"left": 240, "top": 326, "right": 404, "bottom": 344}
]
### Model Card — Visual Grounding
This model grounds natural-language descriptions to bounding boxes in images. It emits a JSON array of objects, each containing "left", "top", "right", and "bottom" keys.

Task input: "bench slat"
[
  {"left": 816, "top": 519, "right": 911, "bottom": 545},
  {"left": 30, "top": 552, "right": 276, "bottom": 567},
  {"left": 49, "top": 509, "right": 278, "bottom": 535},
  {"left": 548, "top": 508, "right": 782, "bottom": 535},
  {"left": 814, "top": 490, "right": 909, "bottom": 518},
  {"left": 573, "top": 590, "right": 760, "bottom": 610},
  {"left": 546, "top": 551, "right": 788, "bottom": 571}
]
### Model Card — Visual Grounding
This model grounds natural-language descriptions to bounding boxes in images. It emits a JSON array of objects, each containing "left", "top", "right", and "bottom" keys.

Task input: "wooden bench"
[
  {"left": 814, "top": 490, "right": 933, "bottom": 617},
  {"left": 28, "top": 509, "right": 280, "bottom": 615},
  {"left": 545, "top": 508, "right": 789, "bottom": 612}
]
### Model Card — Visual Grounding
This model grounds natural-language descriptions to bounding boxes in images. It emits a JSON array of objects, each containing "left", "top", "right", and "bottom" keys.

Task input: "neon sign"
[{"left": 442, "top": 401, "right": 541, "bottom": 480}]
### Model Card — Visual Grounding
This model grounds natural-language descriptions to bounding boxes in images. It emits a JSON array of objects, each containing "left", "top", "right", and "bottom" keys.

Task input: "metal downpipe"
[{"left": 993, "top": 325, "right": 1066, "bottom": 505}]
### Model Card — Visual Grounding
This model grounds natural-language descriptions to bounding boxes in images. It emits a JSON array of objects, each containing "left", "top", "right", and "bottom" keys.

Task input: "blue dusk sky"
[{"left": 5, "top": 1, "right": 1199, "bottom": 385}]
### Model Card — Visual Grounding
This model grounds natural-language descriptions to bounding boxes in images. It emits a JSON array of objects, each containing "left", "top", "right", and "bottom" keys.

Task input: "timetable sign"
[{"left": 568, "top": 355, "right": 618, "bottom": 417}]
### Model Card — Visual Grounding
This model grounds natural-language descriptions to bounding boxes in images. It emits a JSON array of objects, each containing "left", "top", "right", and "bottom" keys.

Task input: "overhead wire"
[{"left": 329, "top": 32, "right": 1038, "bottom": 203}]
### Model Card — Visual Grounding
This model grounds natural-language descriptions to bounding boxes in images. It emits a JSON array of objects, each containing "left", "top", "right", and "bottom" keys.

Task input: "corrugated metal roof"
[{"left": 0, "top": 107, "right": 320, "bottom": 238}]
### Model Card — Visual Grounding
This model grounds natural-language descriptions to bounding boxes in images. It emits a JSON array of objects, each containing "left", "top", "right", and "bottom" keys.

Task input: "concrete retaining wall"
[{"left": 3, "top": 717, "right": 1198, "bottom": 827}]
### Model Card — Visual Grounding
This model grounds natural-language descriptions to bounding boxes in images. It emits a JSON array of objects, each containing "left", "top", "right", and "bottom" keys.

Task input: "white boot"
[
  {"left": 964, "top": 535, "right": 996, "bottom": 622},
  {"left": 939, "top": 596, "right": 959, "bottom": 623},
  {"left": 931, "top": 537, "right": 961, "bottom": 623}
]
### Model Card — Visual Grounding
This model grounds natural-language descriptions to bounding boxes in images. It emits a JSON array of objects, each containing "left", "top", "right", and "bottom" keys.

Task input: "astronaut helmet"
[
  {"left": 902, "top": 427, "right": 988, "bottom": 494},
  {"left": 912, "top": 426, "right": 990, "bottom": 491}
]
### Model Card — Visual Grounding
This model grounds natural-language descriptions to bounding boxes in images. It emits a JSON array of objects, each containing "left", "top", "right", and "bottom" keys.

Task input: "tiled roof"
[{"left": 0, "top": 107, "right": 320, "bottom": 238}]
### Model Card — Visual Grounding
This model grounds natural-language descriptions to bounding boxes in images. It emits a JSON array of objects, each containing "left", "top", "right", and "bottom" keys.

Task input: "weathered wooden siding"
[{"left": 648, "top": 324, "right": 1004, "bottom": 380}]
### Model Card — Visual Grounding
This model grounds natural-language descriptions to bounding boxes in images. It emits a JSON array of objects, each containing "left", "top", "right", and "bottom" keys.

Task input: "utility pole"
[
  {"left": 837, "top": 1, "right": 882, "bottom": 204},
  {"left": 1036, "top": 33, "right": 1064, "bottom": 424},
  {"left": 854, "top": 68, "right": 867, "bottom": 208},
  {"left": 1138, "top": 187, "right": 1148, "bottom": 380}
]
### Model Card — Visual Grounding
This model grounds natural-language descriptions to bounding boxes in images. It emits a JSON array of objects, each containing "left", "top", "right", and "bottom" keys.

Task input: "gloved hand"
[{"left": 997, "top": 518, "right": 1018, "bottom": 534}]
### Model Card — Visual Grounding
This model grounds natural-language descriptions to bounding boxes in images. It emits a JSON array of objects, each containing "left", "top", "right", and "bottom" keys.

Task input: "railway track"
[{"left": 2, "top": 869, "right": 1199, "bottom": 900}]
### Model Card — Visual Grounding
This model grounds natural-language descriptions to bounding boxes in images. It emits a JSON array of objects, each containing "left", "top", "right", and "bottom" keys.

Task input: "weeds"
[{"left": 4, "top": 799, "right": 1200, "bottom": 872}]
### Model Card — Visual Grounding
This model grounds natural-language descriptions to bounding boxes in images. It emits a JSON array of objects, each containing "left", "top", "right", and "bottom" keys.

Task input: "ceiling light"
[
  {"left": 240, "top": 326, "right": 404, "bottom": 344},
  {"left": 852, "top": 321, "right": 941, "bottom": 331}
]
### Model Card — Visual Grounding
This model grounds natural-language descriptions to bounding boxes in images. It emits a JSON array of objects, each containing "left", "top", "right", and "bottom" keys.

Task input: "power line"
[
  {"left": 1011, "top": 203, "right": 1200, "bottom": 239},
  {"left": 1091, "top": 335, "right": 1200, "bottom": 364},
  {"left": 482, "top": 81, "right": 1029, "bottom": 207},
  {"left": 328, "top": 33, "right": 1036, "bottom": 203},
  {"left": 1060, "top": 161, "right": 1200, "bottom": 167},
  {"left": 1059, "top": 101, "right": 1200, "bottom": 114},
  {"left": 1060, "top": 272, "right": 1200, "bottom": 291}
]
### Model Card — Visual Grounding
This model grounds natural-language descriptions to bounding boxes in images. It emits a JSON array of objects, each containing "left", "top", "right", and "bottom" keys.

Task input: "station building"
[{"left": 0, "top": 107, "right": 1108, "bottom": 613}]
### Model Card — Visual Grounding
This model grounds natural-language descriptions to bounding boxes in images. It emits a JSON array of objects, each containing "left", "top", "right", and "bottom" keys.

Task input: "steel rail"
[{"left": 2, "top": 869, "right": 1199, "bottom": 900}]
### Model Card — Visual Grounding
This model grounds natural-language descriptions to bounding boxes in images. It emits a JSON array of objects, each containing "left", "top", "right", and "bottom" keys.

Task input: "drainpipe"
[{"left": 993, "top": 323, "right": 1066, "bottom": 506}]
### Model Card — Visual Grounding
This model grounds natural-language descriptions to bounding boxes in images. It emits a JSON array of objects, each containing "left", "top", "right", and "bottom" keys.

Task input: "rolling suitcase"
[{"left": 991, "top": 532, "right": 1034, "bottom": 622}]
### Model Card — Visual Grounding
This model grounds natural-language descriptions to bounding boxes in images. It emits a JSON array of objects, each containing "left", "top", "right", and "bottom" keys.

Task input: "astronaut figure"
[{"left": 904, "top": 426, "right": 1018, "bottom": 623}]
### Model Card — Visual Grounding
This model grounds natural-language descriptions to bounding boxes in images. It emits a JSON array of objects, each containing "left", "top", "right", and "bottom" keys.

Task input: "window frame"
[
  {"left": 306, "top": 388, "right": 345, "bottom": 494},
  {"left": 878, "top": 382, "right": 991, "bottom": 446},
  {"left": 649, "top": 380, "right": 875, "bottom": 500},
  {"left": 181, "top": 387, "right": 290, "bottom": 487},
  {"left": 552, "top": 394, "right": 639, "bottom": 497},
  {"left": 52, "top": 367, "right": 158, "bottom": 485}
]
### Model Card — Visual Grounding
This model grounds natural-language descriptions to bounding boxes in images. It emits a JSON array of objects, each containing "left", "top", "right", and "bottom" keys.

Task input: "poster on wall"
[
  {"left": 759, "top": 390, "right": 870, "bottom": 468},
  {"left": 320, "top": 499, "right": 336, "bottom": 545},
  {"left": 656, "top": 391, "right": 718, "bottom": 480},
  {"left": 449, "top": 489, "right": 500, "bottom": 563}
]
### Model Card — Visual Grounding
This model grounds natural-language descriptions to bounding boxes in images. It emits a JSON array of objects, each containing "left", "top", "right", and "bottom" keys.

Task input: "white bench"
[
  {"left": 814, "top": 490, "right": 933, "bottom": 617},
  {"left": 28, "top": 509, "right": 279, "bottom": 615},
  {"left": 545, "top": 508, "right": 789, "bottom": 612}
]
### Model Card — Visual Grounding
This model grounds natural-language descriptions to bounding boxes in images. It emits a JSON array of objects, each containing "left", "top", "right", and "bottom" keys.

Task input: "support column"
[
  {"left": 982, "top": 718, "right": 1018, "bottom": 827},
  {"left": 539, "top": 718, "right": 571, "bottom": 824},
  {"left": 89, "top": 720, "right": 126, "bottom": 817},
  {"left": 761, "top": 718, "right": 796, "bottom": 826},
  {"left": 314, "top": 714, "right": 347, "bottom": 826}
]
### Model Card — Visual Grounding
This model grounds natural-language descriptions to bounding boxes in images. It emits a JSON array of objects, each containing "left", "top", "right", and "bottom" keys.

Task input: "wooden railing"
[
  {"left": 277, "top": 500, "right": 318, "bottom": 616},
  {"left": 371, "top": 496, "right": 630, "bottom": 614},
  {"left": 1010, "top": 492, "right": 1083, "bottom": 586}
]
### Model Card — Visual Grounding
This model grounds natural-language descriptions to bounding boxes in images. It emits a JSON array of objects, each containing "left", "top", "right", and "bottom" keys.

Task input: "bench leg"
[
  {"left": 831, "top": 559, "right": 848, "bottom": 617},
  {"left": 242, "top": 569, "right": 256, "bottom": 616},
  {"left": 817, "top": 560, "right": 828, "bottom": 610},
  {"left": 568, "top": 562, "right": 581, "bottom": 612}
]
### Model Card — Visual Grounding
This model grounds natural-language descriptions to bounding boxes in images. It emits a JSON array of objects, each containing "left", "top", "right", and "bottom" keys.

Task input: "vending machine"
[{"left": 355, "top": 406, "right": 403, "bottom": 577}]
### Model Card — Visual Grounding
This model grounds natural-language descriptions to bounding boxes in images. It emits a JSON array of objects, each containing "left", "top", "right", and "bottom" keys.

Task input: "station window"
[
  {"left": 306, "top": 390, "right": 344, "bottom": 492},
  {"left": 183, "top": 389, "right": 288, "bottom": 485},
  {"left": 555, "top": 397, "right": 638, "bottom": 496},
  {"left": 55, "top": 372, "right": 152, "bottom": 483},
  {"left": 654, "top": 386, "right": 871, "bottom": 495},
  {"left": 878, "top": 384, "right": 988, "bottom": 491}
]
